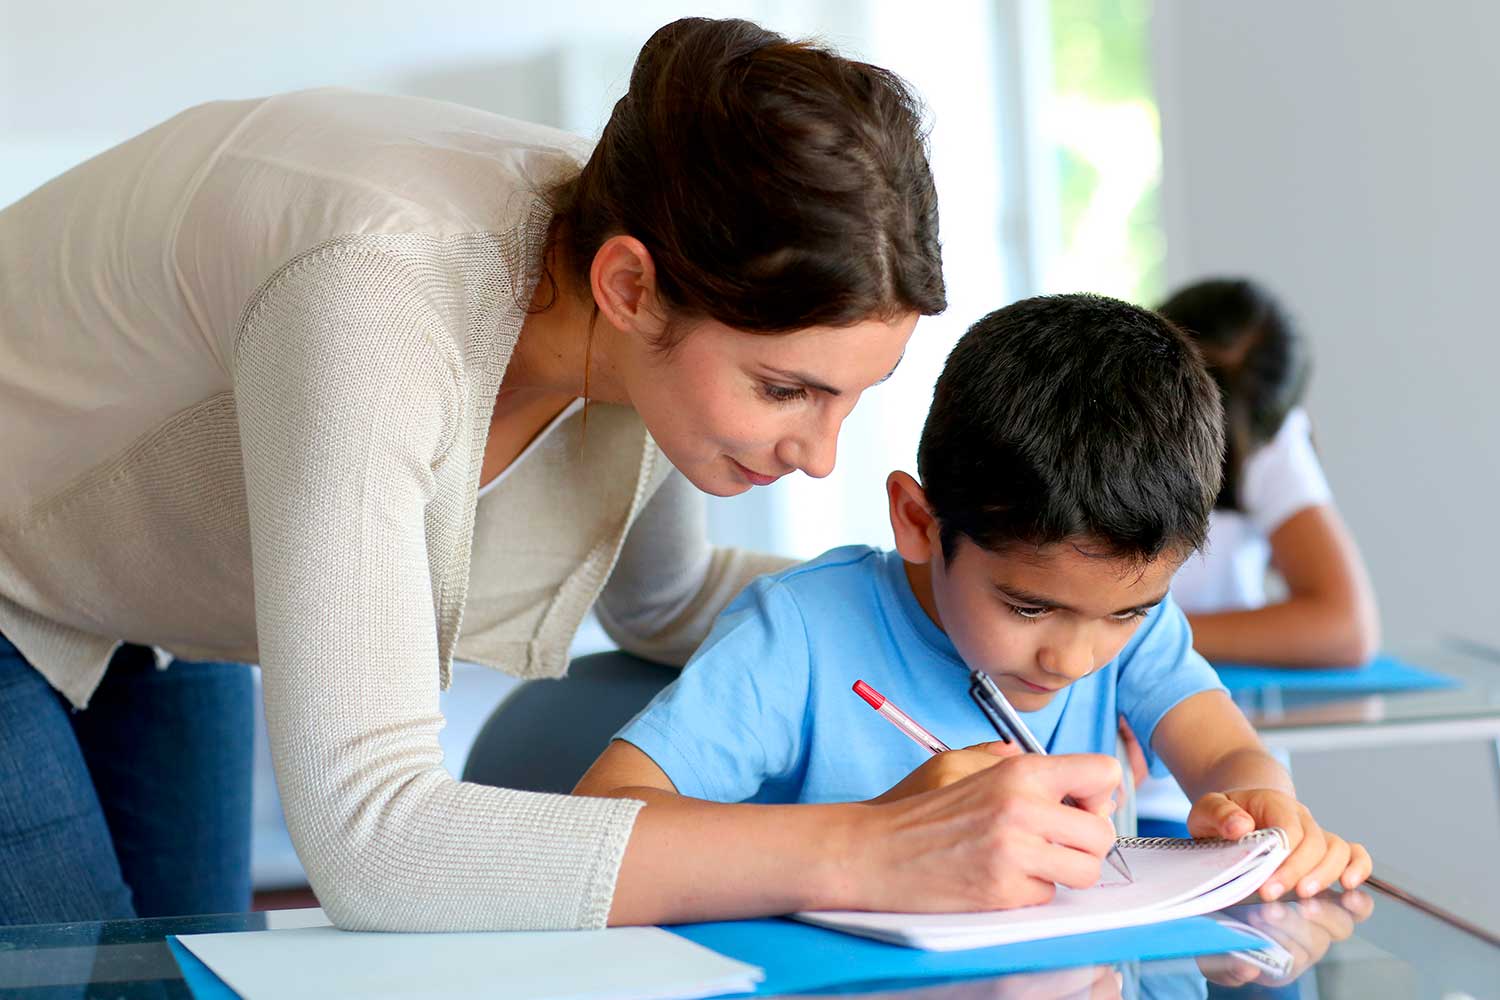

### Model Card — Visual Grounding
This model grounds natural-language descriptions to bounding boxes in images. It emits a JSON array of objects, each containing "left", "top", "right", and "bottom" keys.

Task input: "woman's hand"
[
  {"left": 868, "top": 741, "right": 1022, "bottom": 804},
  {"left": 1187, "top": 788, "right": 1372, "bottom": 899},
  {"left": 847, "top": 753, "right": 1123, "bottom": 913}
]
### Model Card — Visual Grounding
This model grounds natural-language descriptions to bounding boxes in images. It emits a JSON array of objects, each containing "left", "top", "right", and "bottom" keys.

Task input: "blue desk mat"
[
  {"left": 1214, "top": 653, "right": 1458, "bottom": 695},
  {"left": 169, "top": 915, "right": 1258, "bottom": 999}
]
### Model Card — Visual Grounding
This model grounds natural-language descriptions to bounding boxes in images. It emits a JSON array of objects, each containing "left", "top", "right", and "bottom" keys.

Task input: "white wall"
[{"left": 1152, "top": 1, "right": 1500, "bottom": 648}]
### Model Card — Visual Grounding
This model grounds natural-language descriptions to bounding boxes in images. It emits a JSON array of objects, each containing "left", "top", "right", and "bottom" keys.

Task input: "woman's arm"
[
  {"left": 1186, "top": 504, "right": 1380, "bottom": 666},
  {"left": 238, "top": 250, "right": 650, "bottom": 933},
  {"left": 594, "top": 468, "right": 795, "bottom": 666},
  {"left": 576, "top": 740, "right": 1126, "bottom": 924}
]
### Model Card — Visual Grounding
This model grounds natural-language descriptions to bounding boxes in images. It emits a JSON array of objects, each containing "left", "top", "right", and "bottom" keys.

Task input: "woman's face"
[{"left": 623, "top": 313, "right": 919, "bottom": 497}]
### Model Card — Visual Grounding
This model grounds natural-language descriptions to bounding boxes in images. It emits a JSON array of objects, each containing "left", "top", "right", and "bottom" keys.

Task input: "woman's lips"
[
  {"left": 731, "top": 458, "right": 780, "bottom": 487},
  {"left": 1017, "top": 677, "right": 1059, "bottom": 694}
]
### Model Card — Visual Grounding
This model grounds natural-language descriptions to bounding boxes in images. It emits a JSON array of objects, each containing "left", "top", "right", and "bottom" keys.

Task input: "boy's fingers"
[
  {"left": 1296, "top": 835, "right": 1351, "bottom": 897},
  {"left": 1338, "top": 886, "right": 1375, "bottom": 919},
  {"left": 1187, "top": 793, "right": 1249, "bottom": 839},
  {"left": 1265, "top": 820, "right": 1326, "bottom": 900},
  {"left": 1341, "top": 843, "right": 1374, "bottom": 890}
]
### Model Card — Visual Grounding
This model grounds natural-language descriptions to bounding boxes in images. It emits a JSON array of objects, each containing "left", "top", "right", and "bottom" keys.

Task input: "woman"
[{"left": 0, "top": 18, "right": 1122, "bottom": 931}]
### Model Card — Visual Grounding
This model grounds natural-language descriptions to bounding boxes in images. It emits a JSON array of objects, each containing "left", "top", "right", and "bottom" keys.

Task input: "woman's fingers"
[{"left": 967, "top": 739, "right": 1024, "bottom": 759}]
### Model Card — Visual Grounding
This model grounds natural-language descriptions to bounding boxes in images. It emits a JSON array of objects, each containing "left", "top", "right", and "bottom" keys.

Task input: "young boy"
[{"left": 576, "top": 294, "right": 1371, "bottom": 904}]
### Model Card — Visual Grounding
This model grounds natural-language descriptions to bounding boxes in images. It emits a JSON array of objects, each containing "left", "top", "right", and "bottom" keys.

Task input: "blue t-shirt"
[{"left": 616, "top": 546, "right": 1225, "bottom": 804}]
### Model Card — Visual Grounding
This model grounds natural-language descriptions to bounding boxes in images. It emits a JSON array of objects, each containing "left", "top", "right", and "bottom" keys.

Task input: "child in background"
[
  {"left": 1129, "top": 278, "right": 1382, "bottom": 837},
  {"left": 1161, "top": 278, "right": 1379, "bottom": 666},
  {"left": 577, "top": 294, "right": 1371, "bottom": 907}
]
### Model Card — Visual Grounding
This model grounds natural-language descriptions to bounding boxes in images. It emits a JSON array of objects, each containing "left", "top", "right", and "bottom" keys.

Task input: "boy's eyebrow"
[
  {"left": 766, "top": 355, "right": 903, "bottom": 397},
  {"left": 994, "top": 583, "right": 1170, "bottom": 617}
]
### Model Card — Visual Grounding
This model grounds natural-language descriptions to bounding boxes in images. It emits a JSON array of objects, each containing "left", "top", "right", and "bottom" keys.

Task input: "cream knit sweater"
[{"left": 0, "top": 89, "right": 789, "bottom": 930}]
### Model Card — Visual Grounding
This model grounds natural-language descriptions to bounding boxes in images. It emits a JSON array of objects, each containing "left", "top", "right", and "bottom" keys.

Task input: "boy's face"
[{"left": 922, "top": 536, "right": 1181, "bottom": 712}]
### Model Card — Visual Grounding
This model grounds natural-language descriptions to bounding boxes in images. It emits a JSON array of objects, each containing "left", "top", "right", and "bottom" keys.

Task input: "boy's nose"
[{"left": 1039, "top": 640, "right": 1096, "bottom": 682}]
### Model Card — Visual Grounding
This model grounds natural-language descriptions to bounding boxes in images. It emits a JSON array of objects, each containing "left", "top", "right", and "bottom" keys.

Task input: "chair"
[{"left": 462, "top": 650, "right": 677, "bottom": 794}]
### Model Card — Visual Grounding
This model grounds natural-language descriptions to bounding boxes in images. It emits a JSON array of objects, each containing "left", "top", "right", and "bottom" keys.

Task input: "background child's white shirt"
[
  {"left": 1139, "top": 407, "right": 1331, "bottom": 822},
  {"left": 1171, "top": 407, "right": 1334, "bottom": 614}
]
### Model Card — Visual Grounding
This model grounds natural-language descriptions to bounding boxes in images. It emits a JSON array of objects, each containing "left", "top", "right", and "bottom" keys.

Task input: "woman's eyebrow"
[
  {"left": 766, "top": 353, "right": 903, "bottom": 397},
  {"left": 766, "top": 367, "right": 842, "bottom": 396}
]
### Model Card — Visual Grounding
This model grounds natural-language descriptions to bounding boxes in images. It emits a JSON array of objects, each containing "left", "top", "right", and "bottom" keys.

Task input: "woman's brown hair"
[{"left": 546, "top": 17, "right": 946, "bottom": 342}]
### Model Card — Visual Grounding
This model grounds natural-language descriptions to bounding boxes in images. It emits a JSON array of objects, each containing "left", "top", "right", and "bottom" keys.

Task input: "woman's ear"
[
  {"left": 887, "top": 471, "right": 939, "bottom": 564},
  {"left": 590, "top": 235, "right": 668, "bottom": 341}
]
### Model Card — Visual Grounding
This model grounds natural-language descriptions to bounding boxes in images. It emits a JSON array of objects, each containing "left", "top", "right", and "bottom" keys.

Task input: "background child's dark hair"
[
  {"left": 1157, "top": 278, "right": 1311, "bottom": 512},
  {"left": 917, "top": 294, "right": 1224, "bottom": 564},
  {"left": 547, "top": 16, "right": 946, "bottom": 345}
]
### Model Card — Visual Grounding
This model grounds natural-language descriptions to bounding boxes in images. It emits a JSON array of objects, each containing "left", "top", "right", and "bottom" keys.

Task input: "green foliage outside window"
[{"left": 1047, "top": 0, "right": 1165, "bottom": 305}]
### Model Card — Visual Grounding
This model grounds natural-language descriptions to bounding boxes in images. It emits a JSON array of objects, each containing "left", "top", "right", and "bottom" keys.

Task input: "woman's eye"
[
  {"left": 1112, "top": 608, "right": 1151, "bottom": 622},
  {"left": 1009, "top": 605, "right": 1049, "bottom": 620},
  {"left": 760, "top": 382, "right": 807, "bottom": 404}
]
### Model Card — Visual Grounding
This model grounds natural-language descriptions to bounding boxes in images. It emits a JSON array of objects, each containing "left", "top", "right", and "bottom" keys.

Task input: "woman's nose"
[{"left": 778, "top": 414, "right": 841, "bottom": 480}]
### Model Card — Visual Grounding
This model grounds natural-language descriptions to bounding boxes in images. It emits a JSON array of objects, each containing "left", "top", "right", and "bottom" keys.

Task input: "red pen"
[{"left": 853, "top": 679, "right": 951, "bottom": 755}]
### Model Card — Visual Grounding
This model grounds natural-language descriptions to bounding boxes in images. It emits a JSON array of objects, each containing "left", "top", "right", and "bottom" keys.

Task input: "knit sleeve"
[
  {"left": 594, "top": 468, "right": 796, "bottom": 666},
  {"left": 234, "top": 246, "right": 643, "bottom": 932}
]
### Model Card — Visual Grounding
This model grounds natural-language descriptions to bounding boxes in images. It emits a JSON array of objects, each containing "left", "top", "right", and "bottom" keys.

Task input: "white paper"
[
  {"left": 176, "top": 924, "right": 763, "bottom": 1000},
  {"left": 797, "top": 829, "right": 1290, "bottom": 950}
]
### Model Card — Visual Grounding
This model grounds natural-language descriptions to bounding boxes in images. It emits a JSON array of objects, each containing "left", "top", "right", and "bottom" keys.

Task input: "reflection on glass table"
[{"left": 0, "top": 885, "right": 1494, "bottom": 999}]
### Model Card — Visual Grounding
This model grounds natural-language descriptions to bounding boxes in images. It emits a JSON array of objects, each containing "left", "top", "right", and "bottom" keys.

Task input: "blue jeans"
[{"left": 0, "top": 633, "right": 254, "bottom": 925}]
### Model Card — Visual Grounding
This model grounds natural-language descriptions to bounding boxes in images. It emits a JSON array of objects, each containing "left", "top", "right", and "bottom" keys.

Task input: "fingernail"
[
  {"left": 1264, "top": 881, "right": 1284, "bottom": 900},
  {"left": 1300, "top": 878, "right": 1319, "bottom": 897}
]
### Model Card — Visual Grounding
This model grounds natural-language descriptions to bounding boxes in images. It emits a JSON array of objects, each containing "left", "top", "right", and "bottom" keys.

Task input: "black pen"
[{"left": 969, "top": 670, "right": 1135, "bottom": 884}]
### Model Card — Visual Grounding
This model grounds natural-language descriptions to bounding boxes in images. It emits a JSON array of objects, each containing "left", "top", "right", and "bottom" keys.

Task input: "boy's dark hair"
[
  {"left": 1157, "top": 278, "right": 1310, "bottom": 513},
  {"left": 917, "top": 294, "right": 1224, "bottom": 564}
]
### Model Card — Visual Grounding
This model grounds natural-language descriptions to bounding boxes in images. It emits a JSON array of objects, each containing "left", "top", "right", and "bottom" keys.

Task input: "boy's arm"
[
  {"left": 1152, "top": 691, "right": 1371, "bottom": 900},
  {"left": 1152, "top": 690, "right": 1293, "bottom": 806},
  {"left": 576, "top": 740, "right": 679, "bottom": 797}
]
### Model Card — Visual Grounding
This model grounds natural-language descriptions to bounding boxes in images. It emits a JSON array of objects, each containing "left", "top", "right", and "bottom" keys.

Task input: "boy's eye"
[
  {"left": 760, "top": 382, "right": 808, "bottom": 404},
  {"left": 1009, "top": 605, "right": 1050, "bottom": 620}
]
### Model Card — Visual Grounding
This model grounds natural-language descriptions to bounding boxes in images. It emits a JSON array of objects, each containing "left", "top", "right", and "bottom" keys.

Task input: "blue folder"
[
  {"left": 666, "top": 917, "right": 1259, "bottom": 996},
  {"left": 1213, "top": 653, "right": 1457, "bottom": 695},
  {"left": 170, "top": 915, "right": 1258, "bottom": 999}
]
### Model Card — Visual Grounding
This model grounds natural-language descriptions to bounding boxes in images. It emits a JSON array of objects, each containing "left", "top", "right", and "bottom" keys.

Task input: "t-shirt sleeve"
[
  {"left": 1240, "top": 407, "right": 1334, "bottom": 536},
  {"left": 613, "top": 576, "right": 811, "bottom": 802},
  {"left": 1115, "top": 594, "right": 1227, "bottom": 778}
]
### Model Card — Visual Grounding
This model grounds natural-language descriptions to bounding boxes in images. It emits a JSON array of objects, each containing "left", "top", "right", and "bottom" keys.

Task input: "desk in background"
[{"left": 1233, "top": 638, "right": 1500, "bottom": 956}]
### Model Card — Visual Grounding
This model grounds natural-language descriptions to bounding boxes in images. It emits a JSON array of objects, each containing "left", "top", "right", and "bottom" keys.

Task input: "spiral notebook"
[{"left": 796, "top": 828, "right": 1290, "bottom": 951}]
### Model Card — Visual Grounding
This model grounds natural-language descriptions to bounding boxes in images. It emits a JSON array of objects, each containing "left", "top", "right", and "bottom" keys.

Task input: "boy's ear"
[
  {"left": 590, "top": 234, "right": 669, "bottom": 340},
  {"left": 887, "top": 471, "right": 939, "bottom": 564}
]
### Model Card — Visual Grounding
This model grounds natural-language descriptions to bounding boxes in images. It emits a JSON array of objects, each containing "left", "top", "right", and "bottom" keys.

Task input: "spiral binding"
[{"left": 1116, "top": 828, "right": 1287, "bottom": 851}]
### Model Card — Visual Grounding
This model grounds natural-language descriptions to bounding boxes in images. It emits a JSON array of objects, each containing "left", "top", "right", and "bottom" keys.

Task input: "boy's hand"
[
  {"left": 1187, "top": 788, "right": 1372, "bottom": 900},
  {"left": 869, "top": 741, "right": 1023, "bottom": 805}
]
